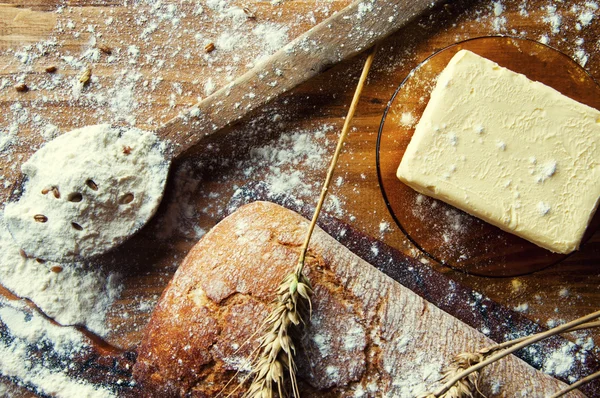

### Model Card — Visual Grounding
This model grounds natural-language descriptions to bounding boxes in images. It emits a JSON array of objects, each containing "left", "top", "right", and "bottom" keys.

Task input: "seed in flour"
[
  {"left": 86, "top": 179, "right": 99, "bottom": 191},
  {"left": 41, "top": 186, "right": 60, "bottom": 199},
  {"left": 204, "top": 42, "right": 216, "bottom": 53},
  {"left": 79, "top": 67, "right": 92, "bottom": 85},
  {"left": 33, "top": 214, "right": 48, "bottom": 223},
  {"left": 71, "top": 222, "right": 83, "bottom": 231},
  {"left": 119, "top": 193, "right": 135, "bottom": 204},
  {"left": 243, "top": 7, "right": 256, "bottom": 19},
  {"left": 98, "top": 44, "right": 112, "bottom": 55},
  {"left": 14, "top": 83, "right": 29, "bottom": 92},
  {"left": 67, "top": 192, "right": 83, "bottom": 202}
]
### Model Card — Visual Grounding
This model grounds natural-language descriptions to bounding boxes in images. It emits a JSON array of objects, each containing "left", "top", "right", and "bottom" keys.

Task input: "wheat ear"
[
  {"left": 420, "top": 310, "right": 600, "bottom": 397},
  {"left": 244, "top": 48, "right": 377, "bottom": 398}
]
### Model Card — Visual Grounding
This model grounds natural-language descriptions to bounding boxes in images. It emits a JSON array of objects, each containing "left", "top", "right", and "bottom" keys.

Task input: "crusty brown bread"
[{"left": 133, "top": 201, "right": 584, "bottom": 397}]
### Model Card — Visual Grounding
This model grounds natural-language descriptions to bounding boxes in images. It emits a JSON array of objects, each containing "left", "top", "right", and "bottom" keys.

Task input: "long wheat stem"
[
  {"left": 480, "top": 320, "right": 600, "bottom": 355},
  {"left": 549, "top": 370, "right": 600, "bottom": 398},
  {"left": 428, "top": 309, "right": 600, "bottom": 397},
  {"left": 245, "top": 47, "right": 377, "bottom": 398},
  {"left": 295, "top": 46, "right": 377, "bottom": 277}
]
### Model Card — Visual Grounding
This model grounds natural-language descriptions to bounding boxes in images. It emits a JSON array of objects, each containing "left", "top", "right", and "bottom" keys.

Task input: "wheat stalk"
[
  {"left": 419, "top": 311, "right": 600, "bottom": 398},
  {"left": 243, "top": 48, "right": 377, "bottom": 398},
  {"left": 549, "top": 369, "right": 600, "bottom": 398}
]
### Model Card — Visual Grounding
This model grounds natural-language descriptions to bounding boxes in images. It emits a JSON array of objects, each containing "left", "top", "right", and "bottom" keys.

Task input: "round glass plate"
[{"left": 376, "top": 36, "right": 600, "bottom": 277}]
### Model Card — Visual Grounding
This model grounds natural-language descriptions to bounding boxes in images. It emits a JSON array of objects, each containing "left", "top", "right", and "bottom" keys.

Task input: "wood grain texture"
[
  {"left": 0, "top": 4, "right": 56, "bottom": 46},
  {"left": 159, "top": 0, "right": 446, "bottom": 159},
  {"left": 1, "top": 0, "right": 600, "bottom": 396}
]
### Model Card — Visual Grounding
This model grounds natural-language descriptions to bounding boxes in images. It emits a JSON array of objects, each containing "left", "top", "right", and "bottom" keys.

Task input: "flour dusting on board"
[
  {"left": 0, "top": 299, "right": 118, "bottom": 398},
  {"left": 247, "top": 126, "right": 333, "bottom": 197}
]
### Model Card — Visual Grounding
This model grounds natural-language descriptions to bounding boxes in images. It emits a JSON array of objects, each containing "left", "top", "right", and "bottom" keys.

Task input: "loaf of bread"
[{"left": 133, "top": 201, "right": 583, "bottom": 397}]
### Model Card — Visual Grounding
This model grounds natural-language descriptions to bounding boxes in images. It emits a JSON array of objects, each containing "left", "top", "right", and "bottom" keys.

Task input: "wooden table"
[{"left": 1, "top": 0, "right": 599, "bottom": 395}]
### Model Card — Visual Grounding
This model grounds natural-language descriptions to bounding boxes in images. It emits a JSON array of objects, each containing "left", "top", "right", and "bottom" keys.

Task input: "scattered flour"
[
  {"left": 543, "top": 5, "right": 563, "bottom": 34},
  {"left": 216, "top": 31, "right": 245, "bottom": 52},
  {"left": 0, "top": 127, "right": 17, "bottom": 152},
  {"left": 574, "top": 2, "right": 598, "bottom": 29},
  {"left": 578, "top": 9, "right": 595, "bottom": 26},
  {"left": 513, "top": 302, "right": 529, "bottom": 313},
  {"left": 379, "top": 221, "right": 391, "bottom": 234},
  {"left": 242, "top": 125, "right": 334, "bottom": 204},
  {"left": 370, "top": 243, "right": 380, "bottom": 256},
  {"left": 108, "top": 78, "right": 139, "bottom": 125},
  {"left": 0, "top": 299, "right": 116, "bottom": 398},
  {"left": 399, "top": 112, "right": 416, "bottom": 127},
  {"left": 492, "top": 1, "right": 507, "bottom": 31},
  {"left": 493, "top": 1, "right": 504, "bottom": 16},
  {"left": 542, "top": 343, "right": 575, "bottom": 378},
  {"left": 252, "top": 23, "right": 289, "bottom": 54},
  {"left": 204, "top": 77, "right": 216, "bottom": 96}
]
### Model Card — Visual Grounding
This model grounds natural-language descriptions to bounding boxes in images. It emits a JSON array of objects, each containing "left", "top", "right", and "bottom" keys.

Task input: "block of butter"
[{"left": 397, "top": 49, "right": 600, "bottom": 254}]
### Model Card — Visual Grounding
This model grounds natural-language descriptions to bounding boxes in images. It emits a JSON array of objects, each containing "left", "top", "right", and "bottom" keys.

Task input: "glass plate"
[{"left": 376, "top": 36, "right": 600, "bottom": 277}]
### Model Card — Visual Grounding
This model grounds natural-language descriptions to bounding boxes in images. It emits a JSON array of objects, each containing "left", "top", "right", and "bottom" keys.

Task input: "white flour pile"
[
  {"left": 0, "top": 210, "right": 123, "bottom": 396},
  {"left": 4, "top": 124, "right": 169, "bottom": 261},
  {"left": 0, "top": 213, "right": 121, "bottom": 336}
]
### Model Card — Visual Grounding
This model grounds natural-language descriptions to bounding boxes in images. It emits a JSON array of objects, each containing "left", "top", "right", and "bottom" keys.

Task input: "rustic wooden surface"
[
  {"left": 1, "top": 0, "right": 599, "bottom": 395},
  {"left": 159, "top": 0, "right": 443, "bottom": 159}
]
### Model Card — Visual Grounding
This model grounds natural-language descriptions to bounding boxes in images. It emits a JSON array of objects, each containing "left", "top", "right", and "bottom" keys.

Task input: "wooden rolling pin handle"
[{"left": 159, "top": 0, "right": 445, "bottom": 160}]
